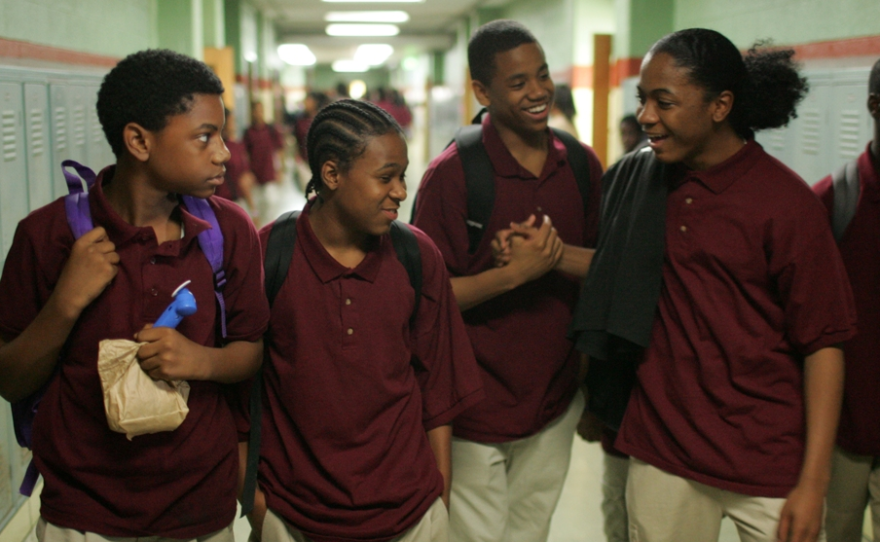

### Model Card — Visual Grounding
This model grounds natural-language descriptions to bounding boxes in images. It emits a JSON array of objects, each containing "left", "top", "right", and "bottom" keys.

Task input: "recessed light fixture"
[
  {"left": 326, "top": 24, "right": 400, "bottom": 36},
  {"left": 325, "top": 11, "right": 410, "bottom": 23},
  {"left": 354, "top": 44, "right": 394, "bottom": 65},
  {"left": 277, "top": 44, "right": 316, "bottom": 66},
  {"left": 332, "top": 60, "right": 370, "bottom": 72},
  {"left": 323, "top": 0, "right": 423, "bottom": 3}
]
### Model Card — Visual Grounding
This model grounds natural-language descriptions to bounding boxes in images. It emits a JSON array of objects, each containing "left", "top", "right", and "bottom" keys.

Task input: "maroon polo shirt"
[
  {"left": 412, "top": 114, "right": 603, "bottom": 442},
  {"left": 616, "top": 141, "right": 857, "bottom": 498},
  {"left": 244, "top": 124, "right": 283, "bottom": 185},
  {"left": 257, "top": 209, "right": 483, "bottom": 542},
  {"left": 814, "top": 143, "right": 880, "bottom": 456},
  {"left": 215, "top": 139, "right": 250, "bottom": 201},
  {"left": 0, "top": 166, "right": 269, "bottom": 537}
]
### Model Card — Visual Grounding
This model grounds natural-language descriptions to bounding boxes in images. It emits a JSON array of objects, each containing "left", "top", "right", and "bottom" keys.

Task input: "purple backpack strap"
[
  {"left": 182, "top": 196, "right": 228, "bottom": 339},
  {"left": 62, "top": 160, "right": 97, "bottom": 239},
  {"left": 13, "top": 160, "right": 97, "bottom": 497}
]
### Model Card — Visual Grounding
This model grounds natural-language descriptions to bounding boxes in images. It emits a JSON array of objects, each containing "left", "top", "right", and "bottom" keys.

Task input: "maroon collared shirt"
[
  {"left": 244, "top": 124, "right": 283, "bottom": 185},
  {"left": 616, "top": 141, "right": 856, "bottom": 497},
  {"left": 412, "top": 114, "right": 603, "bottom": 442},
  {"left": 0, "top": 167, "right": 269, "bottom": 537},
  {"left": 814, "top": 143, "right": 880, "bottom": 455},
  {"left": 257, "top": 209, "right": 483, "bottom": 542}
]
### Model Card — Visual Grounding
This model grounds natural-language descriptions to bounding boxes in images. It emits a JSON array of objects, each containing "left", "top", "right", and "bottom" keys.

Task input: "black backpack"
[
  {"left": 414, "top": 110, "right": 593, "bottom": 255},
  {"left": 831, "top": 159, "right": 860, "bottom": 242},
  {"left": 240, "top": 210, "right": 423, "bottom": 514}
]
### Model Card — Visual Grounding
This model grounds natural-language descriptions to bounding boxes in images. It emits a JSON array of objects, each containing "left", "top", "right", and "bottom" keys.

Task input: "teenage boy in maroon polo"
[
  {"left": 0, "top": 50, "right": 268, "bottom": 540},
  {"left": 248, "top": 100, "right": 483, "bottom": 542},
  {"left": 813, "top": 58, "right": 880, "bottom": 542},
  {"left": 244, "top": 101, "right": 285, "bottom": 223},
  {"left": 412, "top": 20, "right": 602, "bottom": 542}
]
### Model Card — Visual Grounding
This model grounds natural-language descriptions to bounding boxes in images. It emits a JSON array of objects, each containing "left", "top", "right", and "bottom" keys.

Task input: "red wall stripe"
[{"left": 0, "top": 37, "right": 118, "bottom": 67}]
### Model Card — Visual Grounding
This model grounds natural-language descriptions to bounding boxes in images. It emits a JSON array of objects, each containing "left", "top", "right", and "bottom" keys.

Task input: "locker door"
[
  {"left": 25, "top": 83, "right": 53, "bottom": 211},
  {"left": 50, "top": 83, "right": 72, "bottom": 199},
  {"left": 0, "top": 401, "right": 12, "bottom": 531},
  {"left": 0, "top": 82, "right": 29, "bottom": 265},
  {"left": 69, "top": 85, "right": 89, "bottom": 168},
  {"left": 789, "top": 71, "right": 832, "bottom": 183},
  {"left": 829, "top": 68, "right": 872, "bottom": 172},
  {"left": 85, "top": 85, "right": 112, "bottom": 172}
]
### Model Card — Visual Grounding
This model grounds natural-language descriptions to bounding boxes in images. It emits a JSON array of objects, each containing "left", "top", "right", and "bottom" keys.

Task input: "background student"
[{"left": 812, "top": 57, "right": 880, "bottom": 542}]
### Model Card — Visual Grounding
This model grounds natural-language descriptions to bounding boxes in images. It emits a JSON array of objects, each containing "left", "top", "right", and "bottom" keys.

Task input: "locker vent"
[
  {"left": 73, "top": 105, "right": 86, "bottom": 148},
  {"left": 768, "top": 129, "right": 785, "bottom": 154},
  {"left": 91, "top": 106, "right": 103, "bottom": 144},
  {"left": 838, "top": 110, "right": 861, "bottom": 160},
  {"left": 30, "top": 108, "right": 44, "bottom": 156},
  {"left": 2, "top": 110, "right": 16, "bottom": 162},
  {"left": 54, "top": 107, "right": 67, "bottom": 152},
  {"left": 801, "top": 109, "right": 820, "bottom": 156}
]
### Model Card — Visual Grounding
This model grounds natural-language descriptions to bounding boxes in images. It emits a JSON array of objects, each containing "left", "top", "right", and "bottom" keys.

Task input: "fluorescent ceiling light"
[
  {"left": 244, "top": 51, "right": 258, "bottom": 62},
  {"left": 325, "top": 11, "right": 410, "bottom": 23},
  {"left": 332, "top": 60, "right": 370, "bottom": 72},
  {"left": 354, "top": 44, "right": 394, "bottom": 65},
  {"left": 326, "top": 23, "right": 399, "bottom": 36},
  {"left": 277, "top": 44, "right": 316, "bottom": 66},
  {"left": 323, "top": 0, "right": 423, "bottom": 3}
]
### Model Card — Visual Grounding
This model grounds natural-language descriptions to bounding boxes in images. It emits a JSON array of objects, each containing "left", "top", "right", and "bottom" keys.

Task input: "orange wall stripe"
[
  {"left": 0, "top": 37, "right": 118, "bottom": 67},
  {"left": 790, "top": 34, "right": 880, "bottom": 60}
]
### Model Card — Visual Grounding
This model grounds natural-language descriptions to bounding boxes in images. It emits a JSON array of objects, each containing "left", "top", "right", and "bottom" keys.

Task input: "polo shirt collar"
[
  {"left": 298, "top": 205, "right": 383, "bottom": 284},
  {"left": 90, "top": 165, "right": 211, "bottom": 250},
  {"left": 481, "top": 114, "right": 566, "bottom": 180},
  {"left": 684, "top": 139, "right": 763, "bottom": 194}
]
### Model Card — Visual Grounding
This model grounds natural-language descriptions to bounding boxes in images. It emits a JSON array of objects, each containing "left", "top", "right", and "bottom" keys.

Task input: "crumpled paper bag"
[{"left": 97, "top": 339, "right": 190, "bottom": 440}]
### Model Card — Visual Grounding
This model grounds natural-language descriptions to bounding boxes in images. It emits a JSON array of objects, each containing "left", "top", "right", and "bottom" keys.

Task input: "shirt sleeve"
[
  {"left": 411, "top": 148, "right": 471, "bottom": 277},
  {"left": 408, "top": 227, "right": 484, "bottom": 430},
  {"left": 770, "top": 179, "right": 856, "bottom": 354}
]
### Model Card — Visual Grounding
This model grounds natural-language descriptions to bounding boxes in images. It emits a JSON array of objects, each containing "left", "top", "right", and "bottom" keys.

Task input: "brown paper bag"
[{"left": 97, "top": 339, "right": 190, "bottom": 440}]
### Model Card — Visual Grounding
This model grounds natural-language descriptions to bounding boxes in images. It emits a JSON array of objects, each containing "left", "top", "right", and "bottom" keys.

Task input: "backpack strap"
[
  {"left": 389, "top": 221, "right": 422, "bottom": 326},
  {"left": 831, "top": 159, "right": 860, "bottom": 242},
  {"left": 241, "top": 213, "right": 423, "bottom": 515},
  {"left": 454, "top": 124, "right": 495, "bottom": 254},
  {"left": 62, "top": 160, "right": 97, "bottom": 239},
  {"left": 182, "top": 196, "right": 228, "bottom": 339},
  {"left": 549, "top": 128, "right": 591, "bottom": 226}
]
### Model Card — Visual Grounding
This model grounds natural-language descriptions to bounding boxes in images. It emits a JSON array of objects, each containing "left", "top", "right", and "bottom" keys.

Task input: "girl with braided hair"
[
  {"left": 570, "top": 29, "right": 856, "bottom": 542},
  {"left": 246, "top": 99, "right": 483, "bottom": 542}
]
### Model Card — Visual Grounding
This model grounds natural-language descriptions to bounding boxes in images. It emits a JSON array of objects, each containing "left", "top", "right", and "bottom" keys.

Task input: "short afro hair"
[
  {"left": 468, "top": 19, "right": 537, "bottom": 86},
  {"left": 870, "top": 57, "right": 880, "bottom": 95},
  {"left": 97, "top": 49, "right": 224, "bottom": 157}
]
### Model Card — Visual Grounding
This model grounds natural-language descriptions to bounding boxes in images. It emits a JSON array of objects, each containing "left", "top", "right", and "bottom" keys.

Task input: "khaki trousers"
[
  {"left": 260, "top": 498, "right": 448, "bottom": 542},
  {"left": 36, "top": 519, "right": 233, "bottom": 542},
  {"left": 602, "top": 452, "right": 630, "bottom": 542},
  {"left": 448, "top": 390, "right": 585, "bottom": 542},
  {"left": 825, "top": 446, "right": 880, "bottom": 542},
  {"left": 626, "top": 459, "right": 825, "bottom": 542}
]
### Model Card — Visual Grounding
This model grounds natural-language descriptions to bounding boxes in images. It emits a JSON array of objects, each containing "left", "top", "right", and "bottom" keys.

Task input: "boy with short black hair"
[
  {"left": 412, "top": 19, "right": 603, "bottom": 542},
  {"left": 0, "top": 49, "right": 269, "bottom": 541}
]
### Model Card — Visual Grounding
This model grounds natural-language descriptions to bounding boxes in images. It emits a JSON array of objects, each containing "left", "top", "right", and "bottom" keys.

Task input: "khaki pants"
[
  {"left": 627, "top": 459, "right": 825, "bottom": 542},
  {"left": 448, "top": 390, "right": 585, "bottom": 542},
  {"left": 36, "top": 518, "right": 233, "bottom": 542},
  {"left": 602, "top": 452, "right": 630, "bottom": 542},
  {"left": 825, "top": 447, "right": 880, "bottom": 542},
  {"left": 260, "top": 498, "right": 448, "bottom": 542}
]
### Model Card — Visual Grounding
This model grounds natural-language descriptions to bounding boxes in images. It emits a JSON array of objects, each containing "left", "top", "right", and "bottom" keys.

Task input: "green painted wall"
[
  {"left": 502, "top": 0, "right": 575, "bottom": 73},
  {"left": 203, "top": 0, "right": 225, "bottom": 48},
  {"left": 614, "top": 0, "right": 674, "bottom": 59},
  {"left": 0, "top": 0, "right": 156, "bottom": 58},
  {"left": 674, "top": 0, "right": 880, "bottom": 49},
  {"left": 157, "top": 0, "right": 203, "bottom": 59}
]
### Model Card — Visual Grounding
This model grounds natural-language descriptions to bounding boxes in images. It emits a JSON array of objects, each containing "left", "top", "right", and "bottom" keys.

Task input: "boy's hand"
[
  {"left": 135, "top": 324, "right": 210, "bottom": 381},
  {"left": 576, "top": 410, "right": 605, "bottom": 443},
  {"left": 53, "top": 227, "right": 119, "bottom": 318},
  {"left": 247, "top": 487, "right": 268, "bottom": 541},
  {"left": 491, "top": 215, "right": 537, "bottom": 268},
  {"left": 777, "top": 481, "right": 825, "bottom": 542},
  {"left": 506, "top": 215, "right": 563, "bottom": 284}
]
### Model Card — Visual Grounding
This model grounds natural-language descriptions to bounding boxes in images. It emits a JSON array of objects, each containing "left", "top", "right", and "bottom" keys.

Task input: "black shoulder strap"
[
  {"left": 241, "top": 214, "right": 422, "bottom": 516},
  {"left": 550, "top": 128, "right": 592, "bottom": 224},
  {"left": 831, "top": 159, "right": 860, "bottom": 242},
  {"left": 389, "top": 221, "right": 422, "bottom": 326},
  {"left": 454, "top": 124, "right": 495, "bottom": 254}
]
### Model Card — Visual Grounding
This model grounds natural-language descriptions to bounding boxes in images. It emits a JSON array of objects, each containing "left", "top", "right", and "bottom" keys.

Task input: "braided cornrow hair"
[{"left": 305, "top": 98, "right": 403, "bottom": 197}]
